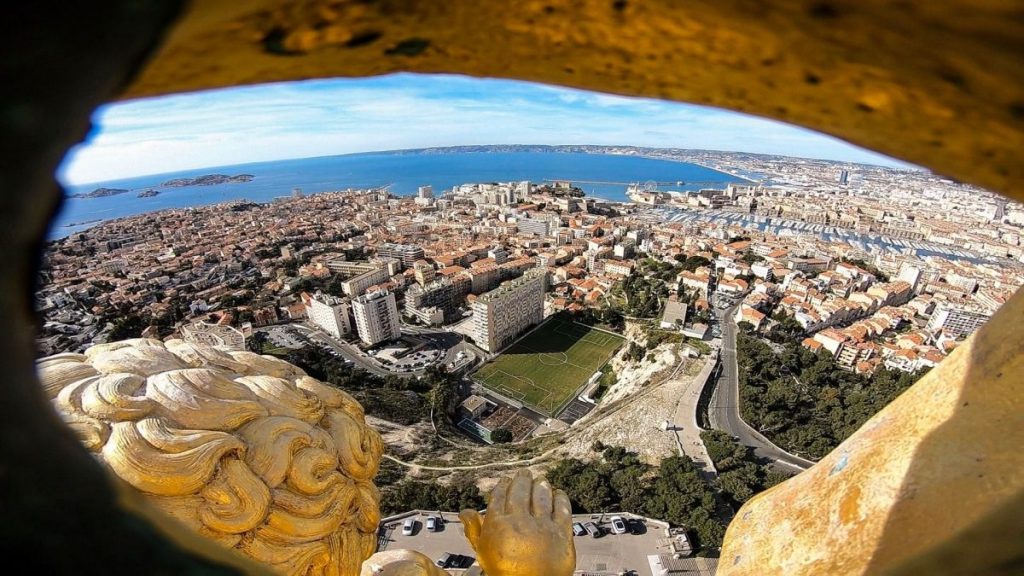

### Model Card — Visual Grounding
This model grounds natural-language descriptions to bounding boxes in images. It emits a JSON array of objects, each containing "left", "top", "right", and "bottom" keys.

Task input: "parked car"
[
  {"left": 572, "top": 522, "right": 586, "bottom": 537},
  {"left": 401, "top": 518, "right": 415, "bottom": 536},
  {"left": 450, "top": 555, "right": 474, "bottom": 568},
  {"left": 610, "top": 516, "right": 627, "bottom": 535},
  {"left": 584, "top": 521, "right": 602, "bottom": 538},
  {"left": 435, "top": 553, "right": 453, "bottom": 568},
  {"left": 426, "top": 516, "right": 440, "bottom": 532}
]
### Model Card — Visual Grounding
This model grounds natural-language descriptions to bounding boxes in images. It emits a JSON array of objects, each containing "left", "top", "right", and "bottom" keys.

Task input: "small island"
[
  {"left": 71, "top": 187, "right": 130, "bottom": 199},
  {"left": 137, "top": 189, "right": 160, "bottom": 198},
  {"left": 62, "top": 218, "right": 103, "bottom": 228},
  {"left": 161, "top": 174, "right": 254, "bottom": 187}
]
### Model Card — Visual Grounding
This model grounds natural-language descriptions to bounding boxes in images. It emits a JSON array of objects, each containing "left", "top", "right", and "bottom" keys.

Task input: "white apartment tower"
[
  {"left": 352, "top": 290, "right": 402, "bottom": 346},
  {"left": 415, "top": 185, "right": 434, "bottom": 206},
  {"left": 926, "top": 305, "right": 991, "bottom": 339},
  {"left": 471, "top": 268, "right": 547, "bottom": 352},
  {"left": 306, "top": 293, "right": 353, "bottom": 339},
  {"left": 376, "top": 243, "right": 425, "bottom": 268}
]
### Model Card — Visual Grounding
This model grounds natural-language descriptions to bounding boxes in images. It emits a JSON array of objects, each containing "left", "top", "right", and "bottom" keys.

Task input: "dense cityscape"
[{"left": 37, "top": 148, "right": 1024, "bottom": 571}]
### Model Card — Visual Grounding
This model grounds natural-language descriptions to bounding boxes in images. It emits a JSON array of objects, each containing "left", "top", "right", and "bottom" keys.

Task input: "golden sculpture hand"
[{"left": 459, "top": 469, "right": 576, "bottom": 576}]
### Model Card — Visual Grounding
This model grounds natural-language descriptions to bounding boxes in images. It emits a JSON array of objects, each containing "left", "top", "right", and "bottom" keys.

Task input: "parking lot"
[
  {"left": 372, "top": 342, "right": 443, "bottom": 371},
  {"left": 263, "top": 325, "right": 306, "bottom": 349},
  {"left": 377, "top": 511, "right": 716, "bottom": 575},
  {"left": 378, "top": 511, "right": 478, "bottom": 573},
  {"left": 571, "top": 513, "right": 676, "bottom": 575}
]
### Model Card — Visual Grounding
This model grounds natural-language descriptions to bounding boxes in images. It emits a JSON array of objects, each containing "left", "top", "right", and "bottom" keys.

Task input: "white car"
[
  {"left": 610, "top": 516, "right": 627, "bottom": 535},
  {"left": 402, "top": 518, "right": 416, "bottom": 536},
  {"left": 426, "top": 516, "right": 440, "bottom": 532}
]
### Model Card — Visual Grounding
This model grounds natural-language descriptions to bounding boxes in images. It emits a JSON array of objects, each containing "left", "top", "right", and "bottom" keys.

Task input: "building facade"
[
  {"left": 340, "top": 265, "right": 390, "bottom": 297},
  {"left": 405, "top": 277, "right": 459, "bottom": 326},
  {"left": 926, "top": 305, "right": 991, "bottom": 339},
  {"left": 376, "top": 243, "right": 425, "bottom": 268},
  {"left": 470, "top": 268, "right": 547, "bottom": 352},
  {"left": 352, "top": 290, "right": 402, "bottom": 346},
  {"left": 305, "top": 292, "right": 352, "bottom": 339},
  {"left": 413, "top": 260, "right": 436, "bottom": 286},
  {"left": 517, "top": 216, "right": 553, "bottom": 237}
]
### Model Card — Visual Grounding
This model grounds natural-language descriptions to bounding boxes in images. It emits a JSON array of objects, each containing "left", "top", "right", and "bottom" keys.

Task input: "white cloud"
[{"left": 59, "top": 74, "right": 913, "bottom": 185}]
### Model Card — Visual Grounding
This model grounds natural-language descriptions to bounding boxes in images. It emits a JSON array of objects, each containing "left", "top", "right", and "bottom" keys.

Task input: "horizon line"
[{"left": 63, "top": 143, "right": 924, "bottom": 188}]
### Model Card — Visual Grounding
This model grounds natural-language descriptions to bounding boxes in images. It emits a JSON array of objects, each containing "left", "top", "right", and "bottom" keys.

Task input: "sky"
[{"left": 59, "top": 73, "right": 914, "bottom": 186}]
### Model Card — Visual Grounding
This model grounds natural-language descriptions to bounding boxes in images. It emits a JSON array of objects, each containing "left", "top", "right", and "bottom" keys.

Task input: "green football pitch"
[{"left": 472, "top": 317, "right": 624, "bottom": 416}]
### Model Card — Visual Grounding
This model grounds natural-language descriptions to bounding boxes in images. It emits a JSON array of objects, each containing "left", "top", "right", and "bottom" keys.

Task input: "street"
[{"left": 707, "top": 302, "right": 815, "bottom": 472}]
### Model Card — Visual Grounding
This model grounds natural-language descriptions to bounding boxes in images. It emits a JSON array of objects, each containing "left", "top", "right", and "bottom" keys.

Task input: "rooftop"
[{"left": 475, "top": 268, "right": 545, "bottom": 303}]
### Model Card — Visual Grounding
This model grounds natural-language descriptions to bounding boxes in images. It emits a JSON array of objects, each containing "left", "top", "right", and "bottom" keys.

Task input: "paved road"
[
  {"left": 708, "top": 304, "right": 816, "bottom": 472},
  {"left": 290, "top": 324, "right": 401, "bottom": 377}
]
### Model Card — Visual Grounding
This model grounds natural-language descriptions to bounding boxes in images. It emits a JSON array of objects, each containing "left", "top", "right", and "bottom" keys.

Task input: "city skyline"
[
  {"left": 39, "top": 149, "right": 1022, "bottom": 561},
  {"left": 60, "top": 74, "right": 916, "bottom": 186}
]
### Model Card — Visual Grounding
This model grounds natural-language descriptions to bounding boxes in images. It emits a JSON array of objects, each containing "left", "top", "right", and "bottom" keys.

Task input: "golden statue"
[{"left": 38, "top": 339, "right": 576, "bottom": 576}]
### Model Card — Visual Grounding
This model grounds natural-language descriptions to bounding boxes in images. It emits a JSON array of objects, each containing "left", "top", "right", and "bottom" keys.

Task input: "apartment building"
[
  {"left": 470, "top": 268, "right": 547, "bottom": 352},
  {"left": 405, "top": 277, "right": 459, "bottom": 326},
  {"left": 376, "top": 243, "right": 425, "bottom": 268},
  {"left": 926, "top": 305, "right": 991, "bottom": 339},
  {"left": 413, "top": 260, "right": 436, "bottom": 286},
  {"left": 352, "top": 290, "right": 401, "bottom": 346},
  {"left": 305, "top": 292, "right": 353, "bottom": 339},
  {"left": 517, "top": 216, "right": 554, "bottom": 237},
  {"left": 341, "top": 265, "right": 390, "bottom": 297}
]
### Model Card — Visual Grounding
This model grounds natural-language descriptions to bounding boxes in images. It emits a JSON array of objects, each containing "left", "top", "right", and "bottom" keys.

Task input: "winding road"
[{"left": 708, "top": 304, "right": 815, "bottom": 472}]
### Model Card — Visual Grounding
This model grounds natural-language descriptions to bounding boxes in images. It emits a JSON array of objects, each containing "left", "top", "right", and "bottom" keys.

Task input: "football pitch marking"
[
  {"left": 517, "top": 344, "right": 591, "bottom": 372},
  {"left": 537, "top": 351, "right": 569, "bottom": 366},
  {"left": 474, "top": 318, "right": 624, "bottom": 416},
  {"left": 479, "top": 369, "right": 555, "bottom": 411},
  {"left": 551, "top": 322, "right": 619, "bottom": 347}
]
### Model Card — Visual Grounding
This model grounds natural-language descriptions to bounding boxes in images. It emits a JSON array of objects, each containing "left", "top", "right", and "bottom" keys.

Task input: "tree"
[
  {"left": 545, "top": 448, "right": 726, "bottom": 553},
  {"left": 609, "top": 466, "right": 651, "bottom": 513},
  {"left": 490, "top": 428, "right": 513, "bottom": 443},
  {"left": 107, "top": 313, "right": 147, "bottom": 341},
  {"left": 325, "top": 275, "right": 345, "bottom": 297},
  {"left": 736, "top": 331, "right": 929, "bottom": 459},
  {"left": 841, "top": 257, "right": 889, "bottom": 282},
  {"left": 424, "top": 365, "right": 459, "bottom": 421},
  {"left": 739, "top": 251, "right": 765, "bottom": 265},
  {"left": 766, "top": 312, "right": 804, "bottom": 343},
  {"left": 379, "top": 476, "right": 485, "bottom": 516},
  {"left": 717, "top": 464, "right": 759, "bottom": 503},
  {"left": 625, "top": 342, "right": 645, "bottom": 362},
  {"left": 284, "top": 346, "right": 430, "bottom": 424},
  {"left": 613, "top": 273, "right": 668, "bottom": 318},
  {"left": 247, "top": 331, "right": 269, "bottom": 353},
  {"left": 674, "top": 254, "right": 711, "bottom": 272}
]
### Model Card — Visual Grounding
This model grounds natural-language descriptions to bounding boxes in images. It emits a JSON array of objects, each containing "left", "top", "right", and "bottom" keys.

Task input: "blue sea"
[{"left": 53, "top": 151, "right": 743, "bottom": 239}]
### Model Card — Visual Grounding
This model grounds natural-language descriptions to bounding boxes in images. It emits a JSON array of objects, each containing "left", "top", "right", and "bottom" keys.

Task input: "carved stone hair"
[{"left": 37, "top": 338, "right": 383, "bottom": 576}]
